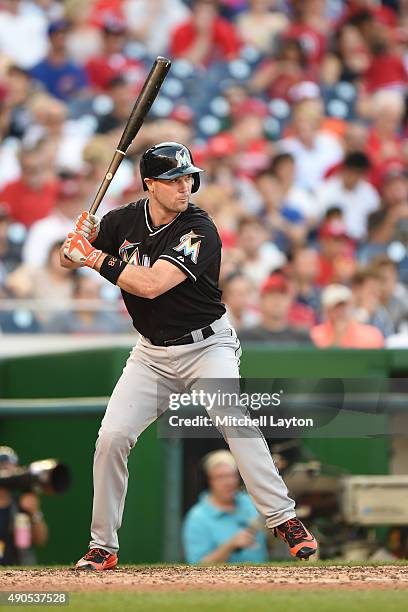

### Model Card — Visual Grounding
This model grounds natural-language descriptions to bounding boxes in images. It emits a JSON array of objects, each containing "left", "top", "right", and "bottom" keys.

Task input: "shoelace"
[
  {"left": 281, "top": 519, "right": 308, "bottom": 539},
  {"left": 84, "top": 548, "right": 110, "bottom": 560}
]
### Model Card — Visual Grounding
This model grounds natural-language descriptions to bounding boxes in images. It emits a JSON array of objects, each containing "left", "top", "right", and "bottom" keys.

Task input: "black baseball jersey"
[{"left": 93, "top": 198, "right": 226, "bottom": 341}]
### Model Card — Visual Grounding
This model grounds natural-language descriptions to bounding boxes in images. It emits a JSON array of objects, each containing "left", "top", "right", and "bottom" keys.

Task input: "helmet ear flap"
[
  {"left": 140, "top": 156, "right": 148, "bottom": 191},
  {"left": 192, "top": 174, "right": 200, "bottom": 193}
]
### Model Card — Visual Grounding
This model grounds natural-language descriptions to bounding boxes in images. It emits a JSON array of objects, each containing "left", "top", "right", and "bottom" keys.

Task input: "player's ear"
[{"left": 144, "top": 178, "right": 154, "bottom": 192}]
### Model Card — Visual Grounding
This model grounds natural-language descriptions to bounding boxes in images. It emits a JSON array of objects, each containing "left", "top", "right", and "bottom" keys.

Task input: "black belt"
[{"left": 148, "top": 324, "right": 215, "bottom": 347}]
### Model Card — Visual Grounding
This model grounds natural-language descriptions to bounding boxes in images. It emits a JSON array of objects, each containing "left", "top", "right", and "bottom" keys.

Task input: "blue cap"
[{"left": 48, "top": 20, "right": 69, "bottom": 36}]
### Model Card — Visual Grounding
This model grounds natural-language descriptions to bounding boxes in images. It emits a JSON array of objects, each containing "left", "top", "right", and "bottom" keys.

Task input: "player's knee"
[{"left": 96, "top": 429, "right": 136, "bottom": 454}]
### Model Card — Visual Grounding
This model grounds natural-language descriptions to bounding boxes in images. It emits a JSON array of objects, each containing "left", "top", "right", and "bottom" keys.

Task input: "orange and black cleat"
[
  {"left": 75, "top": 547, "right": 118, "bottom": 571},
  {"left": 274, "top": 518, "right": 318, "bottom": 560}
]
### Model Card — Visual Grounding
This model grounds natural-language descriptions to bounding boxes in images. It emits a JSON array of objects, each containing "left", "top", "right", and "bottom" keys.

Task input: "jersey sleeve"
[{"left": 158, "top": 222, "right": 220, "bottom": 282}]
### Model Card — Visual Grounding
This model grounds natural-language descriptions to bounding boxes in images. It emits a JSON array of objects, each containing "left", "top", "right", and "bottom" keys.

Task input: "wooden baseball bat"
[{"left": 88, "top": 56, "right": 172, "bottom": 215}]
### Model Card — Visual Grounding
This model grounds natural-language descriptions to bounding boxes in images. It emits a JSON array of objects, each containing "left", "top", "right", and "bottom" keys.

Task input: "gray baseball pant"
[{"left": 89, "top": 314, "right": 296, "bottom": 553}]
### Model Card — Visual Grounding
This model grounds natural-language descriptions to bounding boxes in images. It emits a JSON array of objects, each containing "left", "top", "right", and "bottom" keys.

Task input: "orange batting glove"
[
  {"left": 63, "top": 232, "right": 103, "bottom": 268},
  {"left": 75, "top": 211, "right": 100, "bottom": 243}
]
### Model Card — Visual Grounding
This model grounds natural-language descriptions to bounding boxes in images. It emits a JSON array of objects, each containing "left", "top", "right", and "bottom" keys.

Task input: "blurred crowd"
[{"left": 0, "top": 0, "right": 407, "bottom": 346}]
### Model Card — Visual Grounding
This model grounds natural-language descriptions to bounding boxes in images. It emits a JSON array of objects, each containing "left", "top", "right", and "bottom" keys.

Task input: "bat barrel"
[
  {"left": 117, "top": 56, "right": 172, "bottom": 153},
  {"left": 88, "top": 56, "right": 172, "bottom": 215}
]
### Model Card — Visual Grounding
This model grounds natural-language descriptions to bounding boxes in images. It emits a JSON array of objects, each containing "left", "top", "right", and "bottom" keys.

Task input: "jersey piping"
[
  {"left": 159, "top": 254, "right": 197, "bottom": 281},
  {"left": 144, "top": 199, "right": 182, "bottom": 236}
]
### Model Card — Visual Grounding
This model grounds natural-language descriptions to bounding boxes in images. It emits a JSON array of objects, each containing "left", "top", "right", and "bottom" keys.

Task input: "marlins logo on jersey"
[
  {"left": 119, "top": 240, "right": 151, "bottom": 267},
  {"left": 173, "top": 230, "right": 204, "bottom": 264},
  {"left": 119, "top": 240, "right": 141, "bottom": 265}
]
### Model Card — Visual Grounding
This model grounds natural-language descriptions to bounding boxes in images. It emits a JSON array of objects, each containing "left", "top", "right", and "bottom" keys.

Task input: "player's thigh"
[
  {"left": 194, "top": 328, "right": 242, "bottom": 379},
  {"left": 187, "top": 330, "right": 242, "bottom": 417},
  {"left": 100, "top": 348, "right": 179, "bottom": 439}
]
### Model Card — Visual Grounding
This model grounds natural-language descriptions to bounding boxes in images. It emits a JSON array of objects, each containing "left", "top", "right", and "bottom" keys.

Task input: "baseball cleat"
[
  {"left": 75, "top": 547, "right": 118, "bottom": 570},
  {"left": 274, "top": 518, "right": 318, "bottom": 559}
]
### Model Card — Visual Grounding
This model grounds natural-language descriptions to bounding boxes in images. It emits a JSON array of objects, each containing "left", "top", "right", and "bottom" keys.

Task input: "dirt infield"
[{"left": 1, "top": 565, "right": 408, "bottom": 592}]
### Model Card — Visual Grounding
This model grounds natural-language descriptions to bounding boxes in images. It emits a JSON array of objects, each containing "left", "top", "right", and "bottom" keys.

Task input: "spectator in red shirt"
[
  {"left": 85, "top": 17, "right": 146, "bottom": 93},
  {"left": 311, "top": 284, "right": 384, "bottom": 348},
  {"left": 0, "top": 142, "right": 58, "bottom": 229},
  {"left": 250, "top": 38, "right": 317, "bottom": 102},
  {"left": 238, "top": 272, "right": 312, "bottom": 344},
  {"left": 169, "top": 0, "right": 241, "bottom": 67},
  {"left": 284, "top": 0, "right": 328, "bottom": 66},
  {"left": 316, "top": 217, "right": 356, "bottom": 287},
  {"left": 366, "top": 90, "right": 405, "bottom": 181},
  {"left": 364, "top": 25, "right": 407, "bottom": 93}
]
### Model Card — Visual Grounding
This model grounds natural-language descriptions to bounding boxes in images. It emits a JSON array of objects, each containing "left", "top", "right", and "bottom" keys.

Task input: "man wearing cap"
[
  {"left": 182, "top": 450, "right": 268, "bottom": 564},
  {"left": 316, "top": 218, "right": 355, "bottom": 287},
  {"left": 61, "top": 141, "right": 318, "bottom": 570},
  {"left": 311, "top": 284, "right": 384, "bottom": 348},
  {"left": 239, "top": 272, "right": 313, "bottom": 344}
]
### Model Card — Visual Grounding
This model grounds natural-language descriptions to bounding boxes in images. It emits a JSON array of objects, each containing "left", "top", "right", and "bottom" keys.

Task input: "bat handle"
[{"left": 88, "top": 149, "right": 126, "bottom": 215}]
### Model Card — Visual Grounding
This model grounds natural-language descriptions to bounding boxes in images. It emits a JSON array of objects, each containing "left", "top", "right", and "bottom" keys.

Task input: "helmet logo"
[{"left": 175, "top": 148, "right": 191, "bottom": 168}]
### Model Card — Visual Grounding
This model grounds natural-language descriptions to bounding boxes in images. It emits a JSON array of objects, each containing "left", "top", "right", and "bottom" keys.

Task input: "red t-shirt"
[
  {"left": 284, "top": 24, "right": 326, "bottom": 65},
  {"left": 88, "top": 0, "right": 124, "bottom": 28},
  {"left": 0, "top": 179, "right": 59, "bottom": 228},
  {"left": 169, "top": 17, "right": 241, "bottom": 65},
  {"left": 219, "top": 228, "right": 237, "bottom": 250},
  {"left": 288, "top": 302, "right": 317, "bottom": 330},
  {"left": 364, "top": 53, "right": 407, "bottom": 93},
  {"left": 256, "top": 59, "right": 318, "bottom": 101},
  {"left": 366, "top": 129, "right": 404, "bottom": 171},
  {"left": 316, "top": 254, "right": 335, "bottom": 287},
  {"left": 86, "top": 54, "right": 146, "bottom": 92}
]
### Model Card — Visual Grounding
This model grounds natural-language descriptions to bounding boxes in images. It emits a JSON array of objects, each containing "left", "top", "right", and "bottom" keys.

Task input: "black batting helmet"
[{"left": 140, "top": 142, "right": 203, "bottom": 193}]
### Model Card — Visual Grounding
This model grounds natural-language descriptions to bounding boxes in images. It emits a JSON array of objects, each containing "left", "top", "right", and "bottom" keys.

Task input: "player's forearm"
[{"left": 94, "top": 254, "right": 159, "bottom": 298}]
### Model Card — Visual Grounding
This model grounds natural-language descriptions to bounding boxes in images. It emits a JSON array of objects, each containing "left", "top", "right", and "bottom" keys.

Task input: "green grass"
[
  {"left": 6, "top": 591, "right": 405, "bottom": 612},
  {"left": 1, "top": 563, "right": 408, "bottom": 611}
]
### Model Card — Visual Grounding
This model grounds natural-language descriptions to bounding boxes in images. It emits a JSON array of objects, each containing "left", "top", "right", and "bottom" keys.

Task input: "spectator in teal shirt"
[{"left": 182, "top": 450, "right": 268, "bottom": 564}]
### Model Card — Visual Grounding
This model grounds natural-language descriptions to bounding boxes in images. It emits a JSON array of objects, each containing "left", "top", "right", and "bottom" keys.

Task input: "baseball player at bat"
[{"left": 61, "top": 142, "right": 317, "bottom": 570}]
